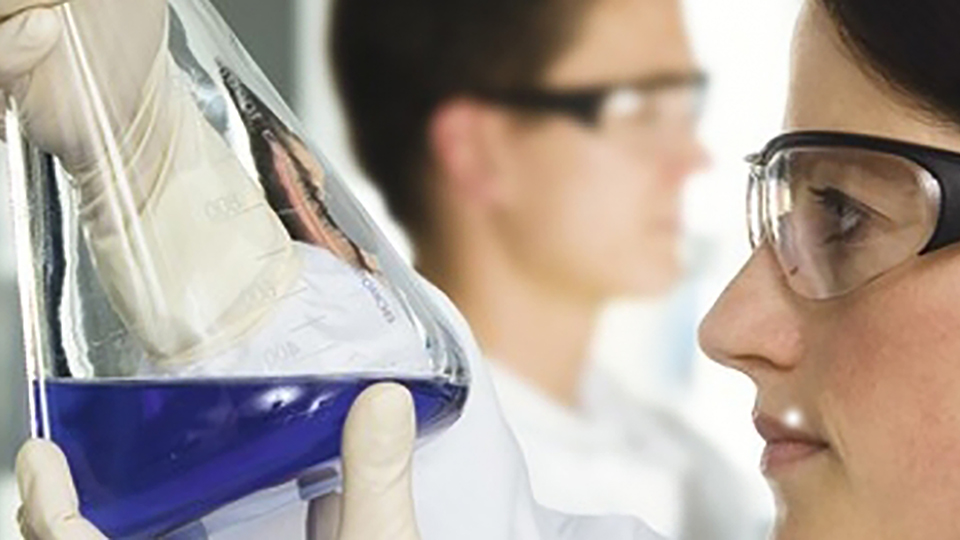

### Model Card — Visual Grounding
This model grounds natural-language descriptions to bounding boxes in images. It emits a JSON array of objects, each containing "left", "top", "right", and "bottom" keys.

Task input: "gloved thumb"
[
  {"left": 15, "top": 439, "right": 106, "bottom": 540},
  {"left": 337, "top": 383, "right": 421, "bottom": 540},
  {"left": 0, "top": 7, "right": 62, "bottom": 86}
]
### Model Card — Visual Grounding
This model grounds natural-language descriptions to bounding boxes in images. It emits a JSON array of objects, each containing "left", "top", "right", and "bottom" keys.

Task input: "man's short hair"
[{"left": 330, "top": 0, "right": 591, "bottom": 240}]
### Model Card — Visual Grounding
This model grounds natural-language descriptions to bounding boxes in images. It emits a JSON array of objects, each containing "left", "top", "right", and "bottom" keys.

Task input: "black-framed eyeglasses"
[
  {"left": 473, "top": 72, "right": 708, "bottom": 129},
  {"left": 747, "top": 130, "right": 960, "bottom": 299}
]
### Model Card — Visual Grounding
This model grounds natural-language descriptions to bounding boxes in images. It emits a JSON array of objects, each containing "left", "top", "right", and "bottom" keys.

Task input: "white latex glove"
[
  {"left": 0, "top": 0, "right": 167, "bottom": 173},
  {"left": 15, "top": 440, "right": 105, "bottom": 540},
  {"left": 15, "top": 383, "right": 422, "bottom": 540},
  {"left": 0, "top": 0, "right": 300, "bottom": 362}
]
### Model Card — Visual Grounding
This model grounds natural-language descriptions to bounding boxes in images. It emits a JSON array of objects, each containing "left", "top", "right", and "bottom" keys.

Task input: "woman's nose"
[{"left": 698, "top": 243, "right": 804, "bottom": 377}]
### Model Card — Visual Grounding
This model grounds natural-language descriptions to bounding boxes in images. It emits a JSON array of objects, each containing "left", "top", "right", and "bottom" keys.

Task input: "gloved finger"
[
  {"left": 307, "top": 492, "right": 342, "bottom": 540},
  {"left": 337, "top": 383, "right": 421, "bottom": 540},
  {"left": 0, "top": 7, "right": 62, "bottom": 86},
  {"left": 0, "top": 0, "right": 64, "bottom": 22},
  {"left": 15, "top": 439, "right": 107, "bottom": 540},
  {"left": 17, "top": 505, "right": 40, "bottom": 540}
]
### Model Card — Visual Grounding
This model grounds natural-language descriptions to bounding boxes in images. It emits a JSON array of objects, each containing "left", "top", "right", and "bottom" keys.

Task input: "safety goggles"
[
  {"left": 474, "top": 72, "right": 707, "bottom": 133},
  {"left": 746, "top": 131, "right": 960, "bottom": 299}
]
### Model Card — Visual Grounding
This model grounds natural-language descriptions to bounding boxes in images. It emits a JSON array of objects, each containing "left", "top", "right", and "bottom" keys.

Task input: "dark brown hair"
[
  {"left": 330, "top": 0, "right": 590, "bottom": 241},
  {"left": 819, "top": 0, "right": 960, "bottom": 128}
]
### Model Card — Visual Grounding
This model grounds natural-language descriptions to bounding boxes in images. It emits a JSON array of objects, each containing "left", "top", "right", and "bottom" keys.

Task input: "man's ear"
[{"left": 428, "top": 98, "right": 508, "bottom": 206}]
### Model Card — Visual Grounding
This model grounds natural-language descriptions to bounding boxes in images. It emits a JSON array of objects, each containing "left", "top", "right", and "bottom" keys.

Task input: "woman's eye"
[{"left": 809, "top": 186, "right": 871, "bottom": 244}]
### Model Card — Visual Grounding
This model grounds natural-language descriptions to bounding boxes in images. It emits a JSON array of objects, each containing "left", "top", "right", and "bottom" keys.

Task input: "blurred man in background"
[{"left": 330, "top": 0, "right": 764, "bottom": 538}]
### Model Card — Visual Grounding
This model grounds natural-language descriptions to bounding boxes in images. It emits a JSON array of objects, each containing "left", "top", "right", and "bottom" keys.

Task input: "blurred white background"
[{"left": 0, "top": 0, "right": 801, "bottom": 537}]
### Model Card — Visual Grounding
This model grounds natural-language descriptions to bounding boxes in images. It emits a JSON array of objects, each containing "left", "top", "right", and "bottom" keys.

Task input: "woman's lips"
[
  {"left": 761, "top": 440, "right": 828, "bottom": 474},
  {"left": 754, "top": 413, "right": 830, "bottom": 474}
]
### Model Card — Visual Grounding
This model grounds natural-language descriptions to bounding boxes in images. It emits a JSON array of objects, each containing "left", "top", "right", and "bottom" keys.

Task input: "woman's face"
[{"left": 699, "top": 1, "right": 960, "bottom": 539}]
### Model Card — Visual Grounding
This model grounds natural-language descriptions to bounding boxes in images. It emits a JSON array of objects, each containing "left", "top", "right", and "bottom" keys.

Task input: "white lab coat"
[
  {"left": 490, "top": 363, "right": 770, "bottom": 540},
  {"left": 184, "top": 271, "right": 663, "bottom": 540}
]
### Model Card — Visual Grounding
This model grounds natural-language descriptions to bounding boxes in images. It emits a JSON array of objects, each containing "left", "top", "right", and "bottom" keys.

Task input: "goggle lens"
[{"left": 751, "top": 147, "right": 940, "bottom": 299}]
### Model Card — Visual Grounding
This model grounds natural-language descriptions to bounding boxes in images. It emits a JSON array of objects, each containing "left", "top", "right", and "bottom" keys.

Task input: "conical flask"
[{"left": 2, "top": 0, "right": 469, "bottom": 537}]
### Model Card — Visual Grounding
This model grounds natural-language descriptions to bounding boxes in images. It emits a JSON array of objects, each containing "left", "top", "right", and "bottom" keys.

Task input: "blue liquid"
[{"left": 40, "top": 376, "right": 467, "bottom": 539}]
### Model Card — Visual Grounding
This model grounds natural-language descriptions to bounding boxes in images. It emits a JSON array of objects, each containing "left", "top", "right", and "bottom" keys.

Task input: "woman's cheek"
[{"left": 819, "top": 281, "right": 960, "bottom": 534}]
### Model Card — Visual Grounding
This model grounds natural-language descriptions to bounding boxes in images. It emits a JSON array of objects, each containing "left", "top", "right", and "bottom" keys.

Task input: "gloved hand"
[
  {"left": 16, "top": 383, "right": 422, "bottom": 540},
  {"left": 0, "top": 0, "right": 299, "bottom": 362},
  {"left": 0, "top": 0, "right": 167, "bottom": 174},
  {"left": 15, "top": 441, "right": 105, "bottom": 540}
]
